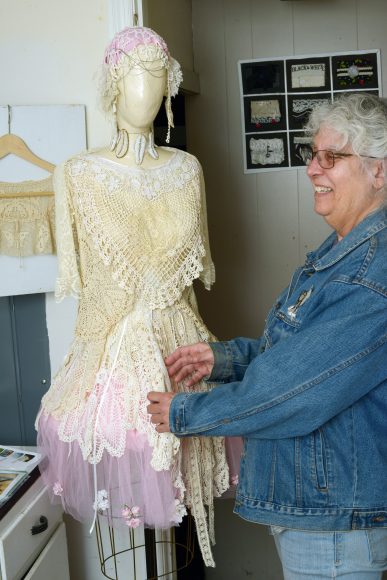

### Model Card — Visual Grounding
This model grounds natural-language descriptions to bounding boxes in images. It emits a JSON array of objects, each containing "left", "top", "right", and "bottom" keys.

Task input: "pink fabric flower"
[
  {"left": 53, "top": 482, "right": 63, "bottom": 496},
  {"left": 122, "top": 504, "right": 142, "bottom": 528},
  {"left": 131, "top": 505, "right": 140, "bottom": 516},
  {"left": 126, "top": 517, "right": 141, "bottom": 528},
  {"left": 230, "top": 474, "right": 239, "bottom": 486}
]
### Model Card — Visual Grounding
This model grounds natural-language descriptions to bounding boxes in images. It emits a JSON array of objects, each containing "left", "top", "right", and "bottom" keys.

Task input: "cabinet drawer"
[
  {"left": 24, "top": 522, "right": 70, "bottom": 580},
  {"left": 0, "top": 486, "right": 63, "bottom": 580}
]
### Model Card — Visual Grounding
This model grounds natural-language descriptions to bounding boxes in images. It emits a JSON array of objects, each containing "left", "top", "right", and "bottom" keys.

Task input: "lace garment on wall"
[
  {"left": 36, "top": 150, "right": 229, "bottom": 567},
  {"left": 250, "top": 137, "right": 285, "bottom": 165},
  {"left": 0, "top": 177, "right": 55, "bottom": 256}
]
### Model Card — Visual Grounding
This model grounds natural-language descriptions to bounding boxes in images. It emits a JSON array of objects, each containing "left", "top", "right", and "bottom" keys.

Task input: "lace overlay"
[
  {"left": 0, "top": 177, "right": 55, "bottom": 256},
  {"left": 37, "top": 150, "right": 227, "bottom": 566}
]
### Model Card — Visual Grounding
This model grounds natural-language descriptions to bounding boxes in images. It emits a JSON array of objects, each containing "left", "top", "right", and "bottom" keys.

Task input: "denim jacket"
[{"left": 170, "top": 207, "right": 387, "bottom": 531}]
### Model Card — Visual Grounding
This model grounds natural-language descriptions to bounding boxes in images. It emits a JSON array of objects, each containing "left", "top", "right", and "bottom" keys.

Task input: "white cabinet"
[
  {"left": 0, "top": 476, "right": 70, "bottom": 580},
  {"left": 24, "top": 523, "right": 69, "bottom": 580}
]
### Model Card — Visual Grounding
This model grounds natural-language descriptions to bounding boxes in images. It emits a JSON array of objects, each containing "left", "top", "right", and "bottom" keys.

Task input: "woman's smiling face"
[{"left": 306, "top": 124, "right": 383, "bottom": 239}]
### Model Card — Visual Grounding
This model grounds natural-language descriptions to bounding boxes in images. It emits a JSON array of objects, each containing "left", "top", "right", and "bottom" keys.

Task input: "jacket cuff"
[
  {"left": 169, "top": 392, "right": 191, "bottom": 434},
  {"left": 208, "top": 341, "right": 235, "bottom": 382}
]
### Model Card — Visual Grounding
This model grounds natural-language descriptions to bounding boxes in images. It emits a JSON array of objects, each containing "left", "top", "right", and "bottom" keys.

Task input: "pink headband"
[{"left": 104, "top": 26, "right": 170, "bottom": 67}]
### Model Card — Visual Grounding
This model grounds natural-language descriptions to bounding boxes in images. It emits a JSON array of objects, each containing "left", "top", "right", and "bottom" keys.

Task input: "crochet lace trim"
[
  {"left": 46, "top": 150, "right": 223, "bottom": 565},
  {"left": 58, "top": 151, "right": 214, "bottom": 309},
  {"left": 38, "top": 300, "right": 228, "bottom": 566},
  {"left": 0, "top": 177, "right": 55, "bottom": 256}
]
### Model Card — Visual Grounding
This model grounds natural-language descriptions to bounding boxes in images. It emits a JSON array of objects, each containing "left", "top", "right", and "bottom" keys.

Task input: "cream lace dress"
[{"left": 35, "top": 148, "right": 230, "bottom": 566}]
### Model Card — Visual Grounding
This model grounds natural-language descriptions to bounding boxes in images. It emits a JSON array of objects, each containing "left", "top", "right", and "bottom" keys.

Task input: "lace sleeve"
[
  {"left": 54, "top": 162, "right": 81, "bottom": 301},
  {"left": 198, "top": 167, "right": 215, "bottom": 290}
]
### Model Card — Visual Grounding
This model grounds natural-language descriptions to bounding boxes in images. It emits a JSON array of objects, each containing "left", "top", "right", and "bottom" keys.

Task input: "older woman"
[{"left": 147, "top": 93, "right": 387, "bottom": 579}]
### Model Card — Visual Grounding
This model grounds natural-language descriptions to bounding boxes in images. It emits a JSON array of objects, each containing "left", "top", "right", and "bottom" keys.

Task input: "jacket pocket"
[
  {"left": 366, "top": 529, "right": 387, "bottom": 565},
  {"left": 313, "top": 428, "right": 328, "bottom": 490}
]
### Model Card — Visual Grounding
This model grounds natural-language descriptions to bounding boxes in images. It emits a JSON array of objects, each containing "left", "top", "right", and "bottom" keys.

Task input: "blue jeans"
[{"left": 272, "top": 527, "right": 387, "bottom": 579}]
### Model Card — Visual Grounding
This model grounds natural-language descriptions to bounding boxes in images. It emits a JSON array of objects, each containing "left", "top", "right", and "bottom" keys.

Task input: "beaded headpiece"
[{"left": 100, "top": 26, "right": 183, "bottom": 148}]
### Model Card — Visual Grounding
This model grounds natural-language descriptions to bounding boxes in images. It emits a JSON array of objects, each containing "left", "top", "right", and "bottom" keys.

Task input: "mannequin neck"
[
  {"left": 111, "top": 125, "right": 159, "bottom": 165},
  {"left": 118, "top": 120, "right": 151, "bottom": 143},
  {"left": 124, "top": 129, "right": 151, "bottom": 155}
]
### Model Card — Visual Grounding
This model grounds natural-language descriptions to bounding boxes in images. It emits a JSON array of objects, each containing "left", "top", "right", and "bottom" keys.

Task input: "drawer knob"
[{"left": 31, "top": 515, "right": 48, "bottom": 535}]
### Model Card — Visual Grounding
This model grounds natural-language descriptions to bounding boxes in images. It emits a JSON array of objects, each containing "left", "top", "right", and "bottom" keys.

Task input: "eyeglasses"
[
  {"left": 305, "top": 146, "right": 354, "bottom": 169},
  {"left": 301, "top": 143, "right": 378, "bottom": 169}
]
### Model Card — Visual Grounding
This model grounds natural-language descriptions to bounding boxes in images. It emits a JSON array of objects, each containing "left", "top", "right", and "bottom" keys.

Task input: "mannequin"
[
  {"left": 96, "top": 52, "right": 173, "bottom": 168},
  {"left": 35, "top": 27, "right": 232, "bottom": 568}
]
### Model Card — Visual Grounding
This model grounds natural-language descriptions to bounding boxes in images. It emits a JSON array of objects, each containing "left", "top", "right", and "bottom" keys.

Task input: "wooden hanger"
[
  {"left": 0, "top": 133, "right": 55, "bottom": 174},
  {"left": 0, "top": 189, "right": 54, "bottom": 199}
]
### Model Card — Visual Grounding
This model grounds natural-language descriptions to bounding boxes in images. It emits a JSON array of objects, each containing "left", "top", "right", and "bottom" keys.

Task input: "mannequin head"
[
  {"left": 115, "top": 49, "right": 167, "bottom": 132},
  {"left": 100, "top": 27, "right": 182, "bottom": 144}
]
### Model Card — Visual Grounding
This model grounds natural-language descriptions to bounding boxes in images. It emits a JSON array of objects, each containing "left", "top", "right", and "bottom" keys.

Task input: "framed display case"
[{"left": 238, "top": 49, "right": 381, "bottom": 173}]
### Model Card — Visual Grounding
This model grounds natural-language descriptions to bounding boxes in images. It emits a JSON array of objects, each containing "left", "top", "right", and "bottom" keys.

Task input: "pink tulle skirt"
[
  {"left": 225, "top": 436, "right": 243, "bottom": 487},
  {"left": 37, "top": 413, "right": 183, "bottom": 529}
]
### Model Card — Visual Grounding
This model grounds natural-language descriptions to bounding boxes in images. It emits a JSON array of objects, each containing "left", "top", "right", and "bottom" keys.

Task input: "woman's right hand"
[{"left": 165, "top": 342, "right": 214, "bottom": 388}]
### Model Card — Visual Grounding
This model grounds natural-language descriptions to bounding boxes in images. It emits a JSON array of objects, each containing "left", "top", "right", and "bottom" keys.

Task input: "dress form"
[
  {"left": 95, "top": 57, "right": 174, "bottom": 169},
  {"left": 36, "top": 27, "right": 232, "bottom": 570}
]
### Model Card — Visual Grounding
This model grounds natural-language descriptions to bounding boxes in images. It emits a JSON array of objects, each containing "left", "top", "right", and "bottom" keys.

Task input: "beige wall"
[
  {"left": 145, "top": 0, "right": 194, "bottom": 71},
  {"left": 1, "top": 3, "right": 109, "bottom": 579},
  {"left": 0, "top": 0, "right": 110, "bottom": 147},
  {"left": 145, "top": 0, "right": 200, "bottom": 93}
]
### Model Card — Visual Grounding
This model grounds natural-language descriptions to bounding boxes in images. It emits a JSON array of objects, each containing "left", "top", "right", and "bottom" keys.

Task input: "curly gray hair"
[
  {"left": 305, "top": 93, "right": 387, "bottom": 198},
  {"left": 305, "top": 92, "right": 387, "bottom": 159}
]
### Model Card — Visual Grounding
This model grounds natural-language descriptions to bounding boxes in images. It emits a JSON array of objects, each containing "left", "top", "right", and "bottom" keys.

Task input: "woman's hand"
[
  {"left": 147, "top": 391, "right": 175, "bottom": 433},
  {"left": 165, "top": 342, "right": 214, "bottom": 388}
]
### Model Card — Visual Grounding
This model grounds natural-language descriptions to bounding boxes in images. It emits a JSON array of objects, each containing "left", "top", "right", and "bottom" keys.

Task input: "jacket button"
[{"left": 372, "top": 515, "right": 385, "bottom": 523}]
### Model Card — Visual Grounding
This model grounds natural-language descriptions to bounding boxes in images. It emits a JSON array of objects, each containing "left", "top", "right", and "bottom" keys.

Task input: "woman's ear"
[{"left": 373, "top": 159, "right": 385, "bottom": 191}]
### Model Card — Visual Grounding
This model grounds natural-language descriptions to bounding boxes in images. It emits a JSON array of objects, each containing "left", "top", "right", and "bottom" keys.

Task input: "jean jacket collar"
[{"left": 305, "top": 206, "right": 387, "bottom": 272}]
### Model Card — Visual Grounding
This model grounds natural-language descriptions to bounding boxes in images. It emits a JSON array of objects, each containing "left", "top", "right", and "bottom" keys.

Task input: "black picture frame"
[
  {"left": 245, "top": 132, "right": 289, "bottom": 170},
  {"left": 243, "top": 95, "right": 287, "bottom": 133},
  {"left": 332, "top": 53, "right": 379, "bottom": 91},
  {"left": 289, "top": 132, "right": 312, "bottom": 167},
  {"left": 241, "top": 61, "right": 285, "bottom": 95},
  {"left": 239, "top": 50, "right": 381, "bottom": 173},
  {"left": 287, "top": 95, "right": 332, "bottom": 131},
  {"left": 286, "top": 56, "right": 331, "bottom": 93}
]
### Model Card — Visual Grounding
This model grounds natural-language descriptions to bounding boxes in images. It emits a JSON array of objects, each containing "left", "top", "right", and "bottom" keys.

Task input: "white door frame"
[{"left": 107, "top": 0, "right": 144, "bottom": 39}]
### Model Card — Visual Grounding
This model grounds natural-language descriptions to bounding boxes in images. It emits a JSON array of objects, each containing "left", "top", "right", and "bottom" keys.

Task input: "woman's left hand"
[{"left": 147, "top": 391, "right": 175, "bottom": 432}]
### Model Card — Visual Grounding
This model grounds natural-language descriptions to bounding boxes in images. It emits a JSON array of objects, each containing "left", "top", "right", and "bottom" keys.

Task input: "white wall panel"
[
  {"left": 255, "top": 170, "right": 300, "bottom": 323},
  {"left": 146, "top": 0, "right": 194, "bottom": 71},
  {"left": 187, "top": 0, "right": 232, "bottom": 337},
  {"left": 0, "top": 0, "right": 109, "bottom": 148},
  {"left": 358, "top": 0, "right": 387, "bottom": 94},
  {"left": 251, "top": 0, "right": 300, "bottom": 329},
  {"left": 0, "top": 105, "right": 86, "bottom": 297},
  {"left": 0, "top": 108, "right": 7, "bottom": 134},
  {"left": 219, "top": 0, "right": 261, "bottom": 337},
  {"left": 252, "top": 1, "right": 294, "bottom": 58},
  {"left": 293, "top": 0, "right": 358, "bottom": 55}
]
